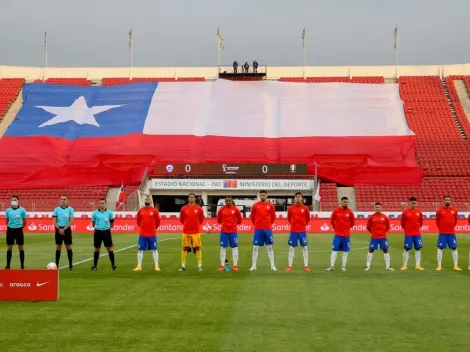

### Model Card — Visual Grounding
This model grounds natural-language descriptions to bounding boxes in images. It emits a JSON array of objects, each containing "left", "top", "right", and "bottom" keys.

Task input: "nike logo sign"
[{"left": 36, "top": 281, "right": 49, "bottom": 287}]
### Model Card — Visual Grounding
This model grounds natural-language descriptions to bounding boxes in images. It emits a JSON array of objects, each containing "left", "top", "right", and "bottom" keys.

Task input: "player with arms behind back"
[
  {"left": 286, "top": 192, "right": 311, "bottom": 272},
  {"left": 53, "top": 195, "right": 75, "bottom": 270},
  {"left": 217, "top": 196, "right": 242, "bottom": 271},
  {"left": 365, "top": 202, "right": 393, "bottom": 271},
  {"left": 91, "top": 199, "right": 117, "bottom": 271},
  {"left": 179, "top": 193, "right": 205, "bottom": 271},
  {"left": 327, "top": 196, "right": 355, "bottom": 271},
  {"left": 5, "top": 195, "right": 27, "bottom": 269},
  {"left": 401, "top": 196, "right": 424, "bottom": 271},
  {"left": 134, "top": 195, "right": 161, "bottom": 271},
  {"left": 249, "top": 190, "right": 277, "bottom": 271},
  {"left": 436, "top": 195, "right": 461, "bottom": 271}
]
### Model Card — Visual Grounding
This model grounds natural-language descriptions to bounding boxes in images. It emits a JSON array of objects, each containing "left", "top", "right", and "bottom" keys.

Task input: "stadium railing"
[
  {"left": 119, "top": 190, "right": 141, "bottom": 212},
  {"left": 218, "top": 65, "right": 267, "bottom": 74}
]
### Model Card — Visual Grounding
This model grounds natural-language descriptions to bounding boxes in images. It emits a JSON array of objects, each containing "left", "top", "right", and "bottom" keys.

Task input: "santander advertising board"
[{"left": 10, "top": 218, "right": 470, "bottom": 234}]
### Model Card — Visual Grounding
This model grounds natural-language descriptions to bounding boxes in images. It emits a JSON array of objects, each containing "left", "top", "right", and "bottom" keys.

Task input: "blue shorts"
[
  {"left": 437, "top": 234, "right": 457, "bottom": 250},
  {"left": 332, "top": 235, "right": 350, "bottom": 252},
  {"left": 220, "top": 232, "right": 238, "bottom": 248},
  {"left": 288, "top": 232, "right": 308, "bottom": 247},
  {"left": 369, "top": 238, "right": 389, "bottom": 251},
  {"left": 404, "top": 235, "right": 423, "bottom": 250},
  {"left": 253, "top": 229, "right": 274, "bottom": 246},
  {"left": 138, "top": 236, "right": 157, "bottom": 251}
]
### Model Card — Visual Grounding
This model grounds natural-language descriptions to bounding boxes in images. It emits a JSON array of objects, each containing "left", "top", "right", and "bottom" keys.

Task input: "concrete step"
[
  {"left": 0, "top": 88, "right": 24, "bottom": 137},
  {"left": 106, "top": 187, "right": 120, "bottom": 211},
  {"left": 453, "top": 80, "right": 470, "bottom": 123},
  {"left": 338, "top": 187, "right": 357, "bottom": 211}
]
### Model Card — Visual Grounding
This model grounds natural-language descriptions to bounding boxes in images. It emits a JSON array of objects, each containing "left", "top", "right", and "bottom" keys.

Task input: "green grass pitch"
[{"left": 1, "top": 232, "right": 470, "bottom": 352}]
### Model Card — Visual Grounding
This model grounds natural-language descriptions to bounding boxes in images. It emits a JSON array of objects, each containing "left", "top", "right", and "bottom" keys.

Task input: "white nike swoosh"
[{"left": 36, "top": 281, "right": 50, "bottom": 287}]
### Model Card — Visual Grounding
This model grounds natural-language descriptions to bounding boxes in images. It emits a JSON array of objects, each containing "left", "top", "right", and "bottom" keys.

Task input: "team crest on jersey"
[
  {"left": 195, "top": 210, "right": 198, "bottom": 213},
  {"left": 381, "top": 217, "right": 384, "bottom": 221},
  {"left": 451, "top": 211, "right": 454, "bottom": 214},
  {"left": 346, "top": 214, "right": 349, "bottom": 217},
  {"left": 267, "top": 206, "right": 270, "bottom": 209},
  {"left": 231, "top": 211, "right": 235, "bottom": 214},
  {"left": 301, "top": 209, "right": 304, "bottom": 212},
  {"left": 150, "top": 212, "right": 154, "bottom": 215}
]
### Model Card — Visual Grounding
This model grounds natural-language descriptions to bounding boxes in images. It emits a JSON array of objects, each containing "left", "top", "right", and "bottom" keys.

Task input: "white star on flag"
[{"left": 36, "top": 96, "right": 123, "bottom": 128}]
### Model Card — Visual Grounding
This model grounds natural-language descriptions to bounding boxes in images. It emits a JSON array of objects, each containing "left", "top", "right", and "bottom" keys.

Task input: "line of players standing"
[{"left": 3, "top": 192, "right": 466, "bottom": 272}]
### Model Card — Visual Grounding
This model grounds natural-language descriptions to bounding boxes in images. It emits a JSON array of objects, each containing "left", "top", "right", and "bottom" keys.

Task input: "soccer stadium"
[{"left": 2, "top": 3, "right": 470, "bottom": 351}]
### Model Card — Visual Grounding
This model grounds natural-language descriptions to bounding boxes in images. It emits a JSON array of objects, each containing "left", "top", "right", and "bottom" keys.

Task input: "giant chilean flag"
[{"left": 0, "top": 80, "right": 422, "bottom": 189}]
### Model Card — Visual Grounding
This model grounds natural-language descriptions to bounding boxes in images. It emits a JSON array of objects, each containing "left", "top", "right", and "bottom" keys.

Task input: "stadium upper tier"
[{"left": 1, "top": 63, "right": 470, "bottom": 211}]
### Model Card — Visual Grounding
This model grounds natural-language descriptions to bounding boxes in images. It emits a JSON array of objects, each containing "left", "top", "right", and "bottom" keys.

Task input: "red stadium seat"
[
  {"left": 0, "top": 186, "right": 109, "bottom": 212},
  {"left": 102, "top": 77, "right": 205, "bottom": 86},
  {"left": 0, "top": 78, "right": 24, "bottom": 118},
  {"left": 45, "top": 78, "right": 91, "bottom": 86},
  {"left": 356, "top": 178, "right": 470, "bottom": 211}
]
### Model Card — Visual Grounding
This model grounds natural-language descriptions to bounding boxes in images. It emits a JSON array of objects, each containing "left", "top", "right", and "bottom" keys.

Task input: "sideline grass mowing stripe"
[{"left": 1, "top": 233, "right": 470, "bottom": 351}]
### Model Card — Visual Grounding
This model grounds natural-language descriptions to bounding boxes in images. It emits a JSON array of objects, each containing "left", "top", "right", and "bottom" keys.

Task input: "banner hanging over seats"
[{"left": 0, "top": 80, "right": 422, "bottom": 188}]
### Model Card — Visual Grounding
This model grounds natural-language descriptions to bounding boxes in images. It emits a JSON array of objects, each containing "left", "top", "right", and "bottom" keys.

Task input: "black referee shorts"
[
  {"left": 6, "top": 227, "right": 24, "bottom": 246},
  {"left": 55, "top": 227, "right": 73, "bottom": 245},
  {"left": 94, "top": 229, "right": 113, "bottom": 249}
]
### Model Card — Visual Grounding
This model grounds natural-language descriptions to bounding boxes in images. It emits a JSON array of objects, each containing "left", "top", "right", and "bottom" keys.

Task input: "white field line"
[
  {"left": 59, "top": 237, "right": 177, "bottom": 270},
  {"left": 30, "top": 253, "right": 174, "bottom": 257}
]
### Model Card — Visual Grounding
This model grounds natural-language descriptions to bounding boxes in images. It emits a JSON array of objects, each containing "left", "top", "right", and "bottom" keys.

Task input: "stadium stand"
[
  {"left": 0, "top": 78, "right": 24, "bottom": 118},
  {"left": 2, "top": 74, "right": 470, "bottom": 212},
  {"left": 0, "top": 186, "right": 108, "bottom": 212},
  {"left": 356, "top": 178, "right": 470, "bottom": 212},
  {"left": 398, "top": 76, "right": 470, "bottom": 175},
  {"left": 354, "top": 76, "right": 470, "bottom": 211},
  {"left": 102, "top": 77, "right": 131, "bottom": 86},
  {"left": 318, "top": 183, "right": 338, "bottom": 211}
]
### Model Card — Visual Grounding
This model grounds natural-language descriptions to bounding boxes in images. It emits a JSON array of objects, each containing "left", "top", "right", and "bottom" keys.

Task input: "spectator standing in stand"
[{"left": 233, "top": 61, "right": 238, "bottom": 73}]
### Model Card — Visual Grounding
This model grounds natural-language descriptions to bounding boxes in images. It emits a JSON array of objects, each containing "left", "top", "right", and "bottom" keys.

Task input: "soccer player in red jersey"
[
  {"left": 179, "top": 193, "right": 205, "bottom": 271},
  {"left": 401, "top": 196, "right": 424, "bottom": 271},
  {"left": 217, "top": 196, "right": 242, "bottom": 272},
  {"left": 286, "top": 192, "right": 311, "bottom": 271},
  {"left": 365, "top": 203, "right": 393, "bottom": 271},
  {"left": 326, "top": 196, "right": 355, "bottom": 271},
  {"left": 249, "top": 190, "right": 277, "bottom": 271},
  {"left": 134, "top": 195, "right": 161, "bottom": 271},
  {"left": 436, "top": 195, "right": 461, "bottom": 271}
]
